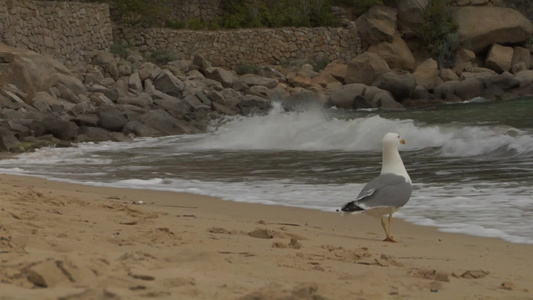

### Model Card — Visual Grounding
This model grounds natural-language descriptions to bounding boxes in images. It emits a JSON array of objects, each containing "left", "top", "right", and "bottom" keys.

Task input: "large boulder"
[
  {"left": 451, "top": 6, "right": 533, "bottom": 53},
  {"left": 237, "top": 95, "right": 273, "bottom": 116},
  {"left": 328, "top": 83, "right": 367, "bottom": 109},
  {"left": 138, "top": 109, "right": 194, "bottom": 135},
  {"left": 368, "top": 34, "right": 415, "bottom": 71},
  {"left": 322, "top": 60, "right": 348, "bottom": 83},
  {"left": 153, "top": 70, "right": 185, "bottom": 97},
  {"left": 92, "top": 52, "right": 119, "bottom": 79},
  {"left": 204, "top": 67, "right": 239, "bottom": 88},
  {"left": 0, "top": 44, "right": 74, "bottom": 101},
  {"left": 511, "top": 47, "right": 531, "bottom": 73},
  {"left": 345, "top": 52, "right": 390, "bottom": 85},
  {"left": 372, "top": 70, "right": 417, "bottom": 101},
  {"left": 413, "top": 58, "right": 439, "bottom": 90},
  {"left": 239, "top": 74, "right": 278, "bottom": 89},
  {"left": 396, "top": 0, "right": 429, "bottom": 37},
  {"left": 327, "top": 83, "right": 403, "bottom": 110},
  {"left": 485, "top": 44, "right": 514, "bottom": 73},
  {"left": 355, "top": 5, "right": 397, "bottom": 47}
]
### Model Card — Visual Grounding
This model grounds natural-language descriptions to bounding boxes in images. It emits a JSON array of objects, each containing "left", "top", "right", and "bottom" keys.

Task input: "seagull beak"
[{"left": 400, "top": 139, "right": 406, "bottom": 144}]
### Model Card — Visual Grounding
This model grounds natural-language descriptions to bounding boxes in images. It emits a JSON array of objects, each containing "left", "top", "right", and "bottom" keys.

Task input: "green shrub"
[
  {"left": 187, "top": 18, "right": 206, "bottom": 30},
  {"left": 165, "top": 19, "right": 186, "bottom": 29},
  {"left": 418, "top": 0, "right": 459, "bottom": 68},
  {"left": 311, "top": 58, "right": 330, "bottom": 72},
  {"left": 236, "top": 63, "right": 259, "bottom": 75},
  {"left": 150, "top": 48, "right": 179, "bottom": 65},
  {"left": 110, "top": 41, "right": 132, "bottom": 58}
]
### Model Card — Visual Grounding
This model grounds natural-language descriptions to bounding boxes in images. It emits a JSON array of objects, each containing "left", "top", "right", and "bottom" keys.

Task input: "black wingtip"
[{"left": 340, "top": 201, "right": 364, "bottom": 212}]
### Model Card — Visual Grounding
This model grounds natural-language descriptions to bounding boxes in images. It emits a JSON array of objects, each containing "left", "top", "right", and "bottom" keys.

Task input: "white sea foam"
[{"left": 187, "top": 105, "right": 533, "bottom": 157}]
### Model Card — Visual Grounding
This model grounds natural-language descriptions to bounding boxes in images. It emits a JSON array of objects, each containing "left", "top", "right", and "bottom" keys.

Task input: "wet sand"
[{"left": 0, "top": 174, "right": 532, "bottom": 299}]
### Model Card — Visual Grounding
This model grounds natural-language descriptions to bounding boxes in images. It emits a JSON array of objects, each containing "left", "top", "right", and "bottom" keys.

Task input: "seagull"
[{"left": 340, "top": 133, "right": 412, "bottom": 242}]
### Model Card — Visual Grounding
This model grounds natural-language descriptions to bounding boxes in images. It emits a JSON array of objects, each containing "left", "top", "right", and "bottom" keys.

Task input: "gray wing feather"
[{"left": 355, "top": 174, "right": 412, "bottom": 209}]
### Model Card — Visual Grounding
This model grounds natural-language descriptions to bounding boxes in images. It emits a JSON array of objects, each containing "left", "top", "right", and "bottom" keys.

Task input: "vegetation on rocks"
[{"left": 417, "top": 0, "right": 459, "bottom": 68}]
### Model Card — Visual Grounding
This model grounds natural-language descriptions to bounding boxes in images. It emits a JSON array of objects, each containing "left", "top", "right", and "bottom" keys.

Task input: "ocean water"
[{"left": 1, "top": 98, "right": 533, "bottom": 244}]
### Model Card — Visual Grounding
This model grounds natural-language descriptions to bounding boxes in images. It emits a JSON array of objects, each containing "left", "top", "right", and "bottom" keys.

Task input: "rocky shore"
[
  {"left": 1, "top": 1, "right": 533, "bottom": 153},
  {"left": 1, "top": 36, "right": 533, "bottom": 153}
]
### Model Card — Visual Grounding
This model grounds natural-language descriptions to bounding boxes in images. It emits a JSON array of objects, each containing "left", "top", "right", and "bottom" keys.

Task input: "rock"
[
  {"left": 373, "top": 92, "right": 405, "bottom": 110},
  {"left": 237, "top": 95, "right": 273, "bottom": 116},
  {"left": 345, "top": 52, "right": 390, "bottom": 85},
  {"left": 212, "top": 102, "right": 238, "bottom": 115},
  {"left": 0, "top": 127, "right": 21, "bottom": 152},
  {"left": 322, "top": 60, "right": 348, "bottom": 83},
  {"left": 117, "top": 93, "right": 152, "bottom": 108},
  {"left": 192, "top": 54, "right": 212, "bottom": 73},
  {"left": 372, "top": 70, "right": 417, "bottom": 101},
  {"left": 452, "top": 6, "right": 533, "bottom": 53},
  {"left": 514, "top": 70, "right": 533, "bottom": 87},
  {"left": 396, "top": 0, "right": 429, "bottom": 37},
  {"left": 368, "top": 33, "right": 415, "bottom": 71},
  {"left": 123, "top": 120, "right": 163, "bottom": 137},
  {"left": 460, "top": 67, "right": 497, "bottom": 80},
  {"left": 83, "top": 67, "right": 105, "bottom": 85},
  {"left": 456, "top": 48, "right": 476, "bottom": 64},
  {"left": 480, "top": 72, "right": 519, "bottom": 90},
  {"left": 0, "top": 44, "right": 74, "bottom": 99},
  {"left": 239, "top": 74, "right": 279, "bottom": 89},
  {"left": 77, "top": 126, "right": 114, "bottom": 142},
  {"left": 485, "top": 44, "right": 514, "bottom": 73},
  {"left": 152, "top": 93, "right": 190, "bottom": 119},
  {"left": 205, "top": 67, "right": 239, "bottom": 88},
  {"left": 97, "top": 106, "right": 128, "bottom": 132},
  {"left": 138, "top": 109, "right": 193, "bottom": 135},
  {"left": 414, "top": 58, "right": 439, "bottom": 90},
  {"left": 73, "top": 113, "right": 99, "bottom": 127},
  {"left": 118, "top": 61, "right": 132, "bottom": 77},
  {"left": 138, "top": 62, "right": 160, "bottom": 81},
  {"left": 411, "top": 85, "right": 435, "bottom": 100},
  {"left": 153, "top": 70, "right": 185, "bottom": 97},
  {"left": 328, "top": 83, "right": 367, "bottom": 109},
  {"left": 0, "top": 90, "right": 27, "bottom": 110},
  {"left": 511, "top": 47, "right": 531, "bottom": 73},
  {"left": 182, "top": 94, "right": 210, "bottom": 111},
  {"left": 434, "top": 78, "right": 485, "bottom": 100},
  {"left": 454, "top": 78, "right": 485, "bottom": 100},
  {"left": 356, "top": 5, "right": 397, "bottom": 47},
  {"left": 93, "top": 52, "right": 119, "bottom": 79},
  {"left": 89, "top": 92, "right": 114, "bottom": 106},
  {"left": 220, "top": 89, "right": 243, "bottom": 107},
  {"left": 31, "top": 91, "right": 74, "bottom": 112},
  {"left": 56, "top": 83, "right": 81, "bottom": 104},
  {"left": 128, "top": 72, "right": 143, "bottom": 92},
  {"left": 40, "top": 118, "right": 79, "bottom": 140}
]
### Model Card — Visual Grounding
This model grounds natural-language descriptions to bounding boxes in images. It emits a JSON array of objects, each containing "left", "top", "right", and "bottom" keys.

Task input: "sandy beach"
[{"left": 0, "top": 174, "right": 532, "bottom": 300}]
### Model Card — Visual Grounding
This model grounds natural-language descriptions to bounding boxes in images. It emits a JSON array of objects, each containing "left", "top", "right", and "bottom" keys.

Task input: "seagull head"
[{"left": 383, "top": 132, "right": 406, "bottom": 148}]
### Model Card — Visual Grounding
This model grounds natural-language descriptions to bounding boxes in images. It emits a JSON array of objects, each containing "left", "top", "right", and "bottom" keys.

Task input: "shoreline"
[{"left": 1, "top": 174, "right": 532, "bottom": 299}]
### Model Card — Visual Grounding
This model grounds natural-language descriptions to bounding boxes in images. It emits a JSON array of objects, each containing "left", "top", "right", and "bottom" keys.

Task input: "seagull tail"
[{"left": 340, "top": 201, "right": 364, "bottom": 213}]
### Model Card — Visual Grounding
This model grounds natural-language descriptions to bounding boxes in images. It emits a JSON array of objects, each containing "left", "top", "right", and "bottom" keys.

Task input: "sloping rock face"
[
  {"left": 345, "top": 52, "right": 390, "bottom": 85},
  {"left": 452, "top": 6, "right": 533, "bottom": 53},
  {"left": 485, "top": 44, "right": 514, "bottom": 73},
  {"left": 368, "top": 34, "right": 415, "bottom": 71},
  {"left": 395, "top": 0, "right": 430, "bottom": 37},
  {"left": 0, "top": 44, "right": 75, "bottom": 100},
  {"left": 355, "top": 5, "right": 397, "bottom": 47}
]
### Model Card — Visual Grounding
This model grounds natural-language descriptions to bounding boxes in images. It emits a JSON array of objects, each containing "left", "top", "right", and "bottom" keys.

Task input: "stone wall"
[
  {"left": 116, "top": 25, "right": 362, "bottom": 68},
  {"left": 0, "top": 0, "right": 112, "bottom": 67}
]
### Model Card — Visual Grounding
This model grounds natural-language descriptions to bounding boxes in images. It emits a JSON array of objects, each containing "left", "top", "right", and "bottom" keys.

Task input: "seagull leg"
[
  {"left": 380, "top": 216, "right": 389, "bottom": 239},
  {"left": 383, "top": 213, "right": 398, "bottom": 242}
]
